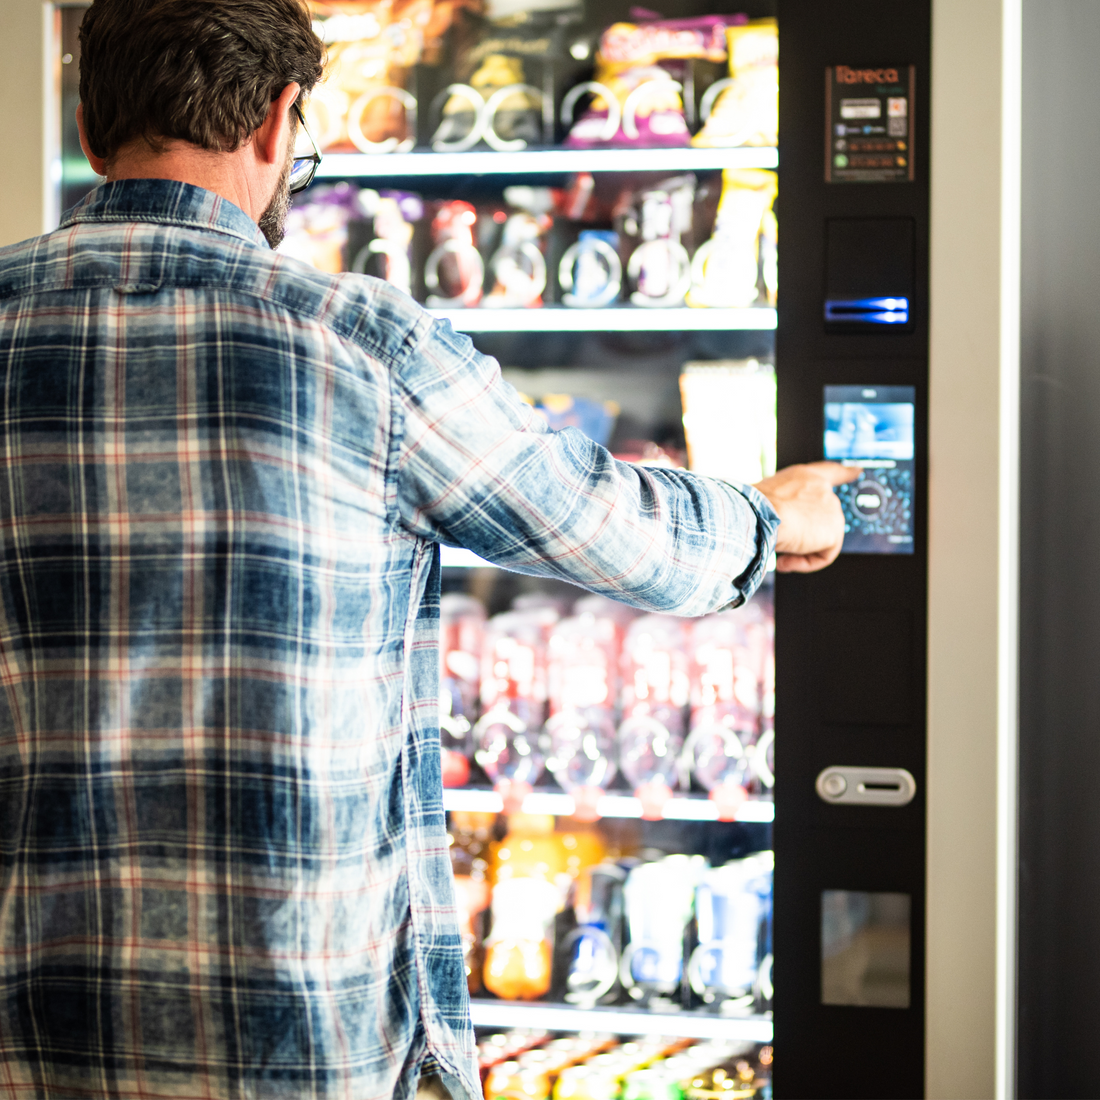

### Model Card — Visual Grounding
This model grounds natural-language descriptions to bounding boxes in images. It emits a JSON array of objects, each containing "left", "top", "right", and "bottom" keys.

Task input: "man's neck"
[{"left": 106, "top": 139, "right": 269, "bottom": 224}]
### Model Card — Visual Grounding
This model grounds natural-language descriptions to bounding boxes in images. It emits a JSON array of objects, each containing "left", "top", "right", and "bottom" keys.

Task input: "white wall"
[{"left": 926, "top": 0, "right": 1019, "bottom": 1096}]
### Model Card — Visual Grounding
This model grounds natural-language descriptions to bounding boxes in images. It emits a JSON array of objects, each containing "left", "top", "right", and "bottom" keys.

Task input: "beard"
[{"left": 258, "top": 142, "right": 293, "bottom": 250}]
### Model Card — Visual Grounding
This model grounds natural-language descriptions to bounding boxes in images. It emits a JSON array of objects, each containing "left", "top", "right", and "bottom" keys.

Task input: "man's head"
[{"left": 78, "top": 0, "right": 324, "bottom": 246}]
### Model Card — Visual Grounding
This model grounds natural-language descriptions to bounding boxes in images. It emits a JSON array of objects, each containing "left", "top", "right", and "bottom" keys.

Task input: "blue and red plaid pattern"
[{"left": 0, "top": 180, "right": 776, "bottom": 1100}]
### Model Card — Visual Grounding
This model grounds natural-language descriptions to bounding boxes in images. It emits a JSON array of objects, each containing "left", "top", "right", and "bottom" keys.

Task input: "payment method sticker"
[{"left": 825, "top": 65, "right": 916, "bottom": 183}]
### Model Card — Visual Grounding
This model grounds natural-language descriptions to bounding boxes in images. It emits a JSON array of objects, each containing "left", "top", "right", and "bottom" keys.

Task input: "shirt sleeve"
[{"left": 391, "top": 316, "right": 779, "bottom": 616}]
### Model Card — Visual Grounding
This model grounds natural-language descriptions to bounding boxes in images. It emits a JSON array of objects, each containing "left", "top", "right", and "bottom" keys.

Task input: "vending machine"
[{"left": 49, "top": 1, "right": 931, "bottom": 1095}]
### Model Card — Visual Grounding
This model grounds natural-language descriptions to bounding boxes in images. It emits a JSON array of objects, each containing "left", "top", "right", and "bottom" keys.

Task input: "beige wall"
[
  {"left": 1, "top": 0, "right": 52, "bottom": 246},
  {"left": 927, "top": 0, "right": 1019, "bottom": 1096}
]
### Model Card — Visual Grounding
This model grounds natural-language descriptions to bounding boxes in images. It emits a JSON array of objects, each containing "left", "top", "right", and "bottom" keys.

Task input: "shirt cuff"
[{"left": 724, "top": 481, "right": 781, "bottom": 608}]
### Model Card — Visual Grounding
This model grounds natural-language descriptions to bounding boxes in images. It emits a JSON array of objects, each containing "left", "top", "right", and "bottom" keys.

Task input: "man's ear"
[
  {"left": 76, "top": 104, "right": 108, "bottom": 178},
  {"left": 254, "top": 82, "right": 301, "bottom": 167}
]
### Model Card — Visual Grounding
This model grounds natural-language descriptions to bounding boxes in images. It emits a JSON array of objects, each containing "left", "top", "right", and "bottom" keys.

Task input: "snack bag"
[
  {"left": 424, "top": 200, "right": 484, "bottom": 306},
  {"left": 618, "top": 176, "right": 695, "bottom": 307},
  {"left": 563, "top": 15, "right": 743, "bottom": 149},
  {"left": 307, "top": 0, "right": 433, "bottom": 152},
  {"left": 679, "top": 359, "right": 776, "bottom": 485},
  {"left": 686, "top": 168, "right": 777, "bottom": 308},
  {"left": 346, "top": 188, "right": 423, "bottom": 294},
  {"left": 534, "top": 394, "right": 619, "bottom": 446},
  {"left": 692, "top": 19, "right": 778, "bottom": 148},
  {"left": 280, "top": 182, "right": 376, "bottom": 272},
  {"left": 560, "top": 864, "right": 626, "bottom": 1005},
  {"left": 558, "top": 229, "right": 623, "bottom": 308},
  {"left": 484, "top": 186, "right": 554, "bottom": 307},
  {"left": 433, "top": 8, "right": 564, "bottom": 151},
  {"left": 620, "top": 854, "right": 707, "bottom": 1000}
]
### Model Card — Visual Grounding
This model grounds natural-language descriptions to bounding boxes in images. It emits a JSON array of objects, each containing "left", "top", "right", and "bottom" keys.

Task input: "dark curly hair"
[{"left": 79, "top": 0, "right": 325, "bottom": 163}]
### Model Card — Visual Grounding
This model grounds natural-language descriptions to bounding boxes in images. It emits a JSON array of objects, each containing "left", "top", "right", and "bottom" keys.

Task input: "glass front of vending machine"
[{"left": 50, "top": 0, "right": 930, "bottom": 1095}]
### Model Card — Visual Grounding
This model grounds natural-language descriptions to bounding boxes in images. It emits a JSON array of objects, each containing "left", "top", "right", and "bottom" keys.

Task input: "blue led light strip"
[{"left": 824, "top": 297, "right": 910, "bottom": 324}]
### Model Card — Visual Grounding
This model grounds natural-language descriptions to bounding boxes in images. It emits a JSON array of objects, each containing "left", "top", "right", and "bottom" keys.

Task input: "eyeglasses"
[{"left": 289, "top": 101, "right": 322, "bottom": 194}]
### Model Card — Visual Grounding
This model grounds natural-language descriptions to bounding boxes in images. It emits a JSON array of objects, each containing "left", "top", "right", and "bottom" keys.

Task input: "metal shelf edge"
[
  {"left": 316, "top": 147, "right": 778, "bottom": 179},
  {"left": 442, "top": 787, "right": 774, "bottom": 823},
  {"left": 469, "top": 1000, "right": 773, "bottom": 1042},
  {"left": 431, "top": 307, "right": 777, "bottom": 333}
]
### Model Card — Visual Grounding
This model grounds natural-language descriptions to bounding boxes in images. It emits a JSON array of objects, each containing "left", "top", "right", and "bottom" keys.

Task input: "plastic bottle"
[
  {"left": 439, "top": 594, "right": 485, "bottom": 787},
  {"left": 546, "top": 610, "right": 621, "bottom": 819},
  {"left": 476, "top": 611, "right": 551, "bottom": 812},
  {"left": 560, "top": 862, "right": 626, "bottom": 1007},
  {"left": 448, "top": 810, "right": 495, "bottom": 993},
  {"left": 682, "top": 609, "right": 761, "bottom": 819},
  {"left": 687, "top": 852, "right": 773, "bottom": 1012},
  {"left": 620, "top": 854, "right": 707, "bottom": 1002},
  {"left": 619, "top": 615, "right": 691, "bottom": 819},
  {"left": 483, "top": 815, "right": 567, "bottom": 1001}
]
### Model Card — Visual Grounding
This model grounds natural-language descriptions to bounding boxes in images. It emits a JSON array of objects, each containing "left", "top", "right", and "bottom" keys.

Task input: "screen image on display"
[{"left": 824, "top": 385, "right": 915, "bottom": 554}]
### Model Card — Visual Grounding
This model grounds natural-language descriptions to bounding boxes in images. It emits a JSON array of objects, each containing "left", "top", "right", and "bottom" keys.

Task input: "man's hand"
[{"left": 753, "top": 462, "right": 861, "bottom": 573}]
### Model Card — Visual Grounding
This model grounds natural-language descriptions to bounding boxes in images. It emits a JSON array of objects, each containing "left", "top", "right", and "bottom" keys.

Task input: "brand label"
[{"left": 826, "top": 65, "right": 916, "bottom": 184}]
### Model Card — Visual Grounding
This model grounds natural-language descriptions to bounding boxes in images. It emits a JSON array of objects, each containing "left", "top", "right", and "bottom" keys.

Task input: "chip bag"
[
  {"left": 563, "top": 14, "right": 744, "bottom": 149},
  {"left": 483, "top": 186, "right": 553, "bottom": 307},
  {"left": 693, "top": 18, "right": 778, "bottom": 148},
  {"left": 687, "top": 168, "right": 777, "bottom": 308},
  {"left": 346, "top": 189, "right": 423, "bottom": 295},
  {"left": 308, "top": 0, "right": 479, "bottom": 153},
  {"left": 280, "top": 183, "right": 364, "bottom": 272},
  {"left": 432, "top": 8, "right": 566, "bottom": 150},
  {"left": 424, "top": 200, "right": 484, "bottom": 306}
]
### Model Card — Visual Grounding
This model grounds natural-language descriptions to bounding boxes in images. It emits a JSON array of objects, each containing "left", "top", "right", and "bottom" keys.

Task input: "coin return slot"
[
  {"left": 822, "top": 890, "right": 911, "bottom": 1007},
  {"left": 815, "top": 766, "right": 916, "bottom": 807}
]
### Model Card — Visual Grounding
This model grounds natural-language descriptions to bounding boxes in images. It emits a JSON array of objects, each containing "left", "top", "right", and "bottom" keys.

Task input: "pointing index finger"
[{"left": 805, "top": 460, "right": 863, "bottom": 485}]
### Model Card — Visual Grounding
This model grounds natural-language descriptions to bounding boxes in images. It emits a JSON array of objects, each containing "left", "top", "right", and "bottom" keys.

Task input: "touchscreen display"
[{"left": 824, "top": 385, "right": 915, "bottom": 554}]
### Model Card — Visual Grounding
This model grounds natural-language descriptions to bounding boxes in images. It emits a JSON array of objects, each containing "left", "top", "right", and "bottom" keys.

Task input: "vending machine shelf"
[
  {"left": 443, "top": 787, "right": 774, "bottom": 823},
  {"left": 431, "top": 307, "right": 777, "bottom": 334},
  {"left": 316, "top": 147, "right": 778, "bottom": 181},
  {"left": 469, "top": 1000, "right": 774, "bottom": 1042}
]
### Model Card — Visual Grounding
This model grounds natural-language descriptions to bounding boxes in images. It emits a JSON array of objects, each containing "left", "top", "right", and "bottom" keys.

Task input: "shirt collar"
[{"left": 60, "top": 178, "right": 270, "bottom": 249}]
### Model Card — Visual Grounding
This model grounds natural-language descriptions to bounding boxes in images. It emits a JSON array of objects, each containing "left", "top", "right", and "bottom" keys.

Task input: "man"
[{"left": 0, "top": 1, "right": 855, "bottom": 1097}]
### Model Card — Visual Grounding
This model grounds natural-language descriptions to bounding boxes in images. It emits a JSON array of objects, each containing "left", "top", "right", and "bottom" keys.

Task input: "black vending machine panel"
[{"left": 775, "top": 3, "right": 929, "bottom": 1097}]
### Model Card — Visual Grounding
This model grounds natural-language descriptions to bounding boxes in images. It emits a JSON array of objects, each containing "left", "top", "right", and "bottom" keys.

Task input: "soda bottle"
[
  {"left": 483, "top": 815, "right": 571, "bottom": 1001},
  {"left": 546, "top": 610, "right": 620, "bottom": 820},
  {"left": 682, "top": 608, "right": 764, "bottom": 819},
  {"left": 476, "top": 611, "right": 550, "bottom": 812},
  {"left": 448, "top": 811, "right": 494, "bottom": 993},
  {"left": 439, "top": 594, "right": 485, "bottom": 787},
  {"left": 618, "top": 615, "right": 691, "bottom": 819},
  {"left": 748, "top": 596, "right": 775, "bottom": 794},
  {"left": 620, "top": 854, "right": 706, "bottom": 1002},
  {"left": 485, "top": 1060, "right": 552, "bottom": 1100},
  {"left": 686, "top": 852, "right": 773, "bottom": 1011},
  {"left": 561, "top": 862, "right": 626, "bottom": 1007}
]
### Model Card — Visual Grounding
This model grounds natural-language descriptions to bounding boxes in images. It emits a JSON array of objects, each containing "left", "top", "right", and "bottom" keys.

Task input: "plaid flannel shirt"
[{"left": 0, "top": 180, "right": 777, "bottom": 1100}]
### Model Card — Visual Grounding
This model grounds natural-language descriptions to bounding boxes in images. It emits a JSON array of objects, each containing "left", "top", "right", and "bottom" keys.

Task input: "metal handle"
[{"left": 815, "top": 765, "right": 917, "bottom": 807}]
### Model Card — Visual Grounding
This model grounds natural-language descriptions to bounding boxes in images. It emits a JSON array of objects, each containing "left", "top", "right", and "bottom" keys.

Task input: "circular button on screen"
[{"left": 853, "top": 479, "right": 887, "bottom": 517}]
